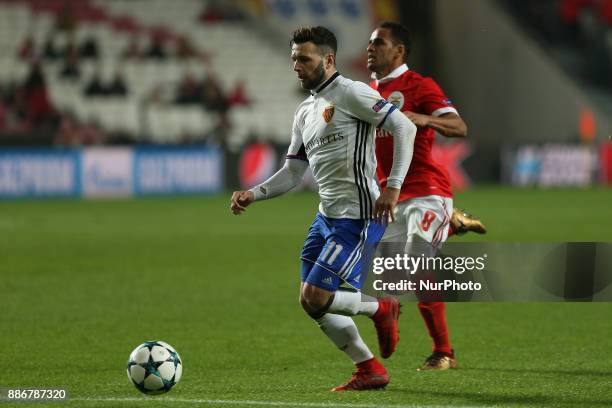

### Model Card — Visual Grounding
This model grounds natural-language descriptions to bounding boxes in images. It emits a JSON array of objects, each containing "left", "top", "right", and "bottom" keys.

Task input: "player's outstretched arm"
[
  {"left": 405, "top": 112, "right": 467, "bottom": 138},
  {"left": 229, "top": 158, "right": 308, "bottom": 215}
]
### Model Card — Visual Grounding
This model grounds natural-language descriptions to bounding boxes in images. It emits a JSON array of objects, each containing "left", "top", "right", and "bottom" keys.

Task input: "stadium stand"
[
  {"left": 0, "top": 0, "right": 300, "bottom": 148},
  {"left": 502, "top": 0, "right": 612, "bottom": 89}
]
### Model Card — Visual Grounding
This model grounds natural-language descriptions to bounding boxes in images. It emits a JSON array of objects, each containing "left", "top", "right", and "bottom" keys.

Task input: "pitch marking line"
[{"left": 72, "top": 397, "right": 500, "bottom": 408}]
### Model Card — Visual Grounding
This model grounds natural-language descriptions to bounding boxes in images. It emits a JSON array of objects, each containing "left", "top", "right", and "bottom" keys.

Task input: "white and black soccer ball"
[{"left": 126, "top": 341, "right": 183, "bottom": 395}]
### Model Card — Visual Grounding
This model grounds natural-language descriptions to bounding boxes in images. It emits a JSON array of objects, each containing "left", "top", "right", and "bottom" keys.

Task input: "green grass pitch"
[{"left": 1, "top": 187, "right": 611, "bottom": 408}]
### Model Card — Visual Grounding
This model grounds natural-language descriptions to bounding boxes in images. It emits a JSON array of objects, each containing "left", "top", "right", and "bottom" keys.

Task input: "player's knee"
[
  {"left": 302, "top": 286, "right": 329, "bottom": 309},
  {"left": 300, "top": 291, "right": 326, "bottom": 313},
  {"left": 299, "top": 294, "right": 312, "bottom": 313},
  {"left": 300, "top": 285, "right": 334, "bottom": 318}
]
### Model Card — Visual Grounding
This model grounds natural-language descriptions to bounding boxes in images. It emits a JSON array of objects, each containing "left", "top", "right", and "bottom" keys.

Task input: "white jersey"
[{"left": 287, "top": 73, "right": 398, "bottom": 220}]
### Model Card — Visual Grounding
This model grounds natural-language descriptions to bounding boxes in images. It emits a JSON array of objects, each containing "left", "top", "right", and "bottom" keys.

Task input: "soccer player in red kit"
[{"left": 367, "top": 21, "right": 485, "bottom": 370}]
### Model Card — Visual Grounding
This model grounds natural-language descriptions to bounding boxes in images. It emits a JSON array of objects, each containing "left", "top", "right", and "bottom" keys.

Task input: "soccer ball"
[{"left": 126, "top": 341, "right": 183, "bottom": 395}]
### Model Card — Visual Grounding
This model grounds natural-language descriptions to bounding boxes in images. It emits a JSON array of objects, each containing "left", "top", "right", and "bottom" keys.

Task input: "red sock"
[
  {"left": 448, "top": 224, "right": 455, "bottom": 237},
  {"left": 418, "top": 301, "right": 452, "bottom": 355},
  {"left": 356, "top": 357, "right": 385, "bottom": 373}
]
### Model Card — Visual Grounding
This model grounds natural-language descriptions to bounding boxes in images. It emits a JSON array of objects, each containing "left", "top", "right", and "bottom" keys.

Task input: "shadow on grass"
[{"left": 460, "top": 366, "right": 611, "bottom": 379}]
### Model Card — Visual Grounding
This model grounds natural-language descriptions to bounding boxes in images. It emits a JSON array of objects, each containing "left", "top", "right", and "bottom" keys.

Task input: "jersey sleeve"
[
  {"left": 416, "top": 77, "right": 459, "bottom": 117},
  {"left": 344, "top": 81, "right": 397, "bottom": 128},
  {"left": 248, "top": 109, "right": 308, "bottom": 201},
  {"left": 286, "top": 109, "right": 308, "bottom": 162}
]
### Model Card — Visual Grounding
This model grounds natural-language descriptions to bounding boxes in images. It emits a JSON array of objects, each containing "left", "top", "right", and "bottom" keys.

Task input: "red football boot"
[
  {"left": 370, "top": 297, "right": 400, "bottom": 358},
  {"left": 331, "top": 358, "right": 389, "bottom": 391}
]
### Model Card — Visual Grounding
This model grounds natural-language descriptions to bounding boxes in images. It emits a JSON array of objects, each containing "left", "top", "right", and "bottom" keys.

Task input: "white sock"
[
  {"left": 316, "top": 314, "right": 373, "bottom": 363},
  {"left": 327, "top": 290, "right": 379, "bottom": 317}
]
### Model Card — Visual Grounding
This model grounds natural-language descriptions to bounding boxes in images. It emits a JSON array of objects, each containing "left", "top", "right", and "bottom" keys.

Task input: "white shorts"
[{"left": 381, "top": 195, "right": 453, "bottom": 257}]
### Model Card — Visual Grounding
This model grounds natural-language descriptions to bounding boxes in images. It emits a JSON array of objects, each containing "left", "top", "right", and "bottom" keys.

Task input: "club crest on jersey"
[
  {"left": 372, "top": 99, "right": 387, "bottom": 112},
  {"left": 388, "top": 91, "right": 404, "bottom": 109},
  {"left": 322, "top": 105, "right": 335, "bottom": 123}
]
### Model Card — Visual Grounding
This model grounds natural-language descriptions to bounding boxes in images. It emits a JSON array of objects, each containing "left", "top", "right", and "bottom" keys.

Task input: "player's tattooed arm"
[{"left": 404, "top": 111, "right": 467, "bottom": 138}]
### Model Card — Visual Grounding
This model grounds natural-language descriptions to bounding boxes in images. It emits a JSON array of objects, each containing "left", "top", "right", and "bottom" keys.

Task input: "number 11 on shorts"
[{"left": 321, "top": 241, "right": 344, "bottom": 265}]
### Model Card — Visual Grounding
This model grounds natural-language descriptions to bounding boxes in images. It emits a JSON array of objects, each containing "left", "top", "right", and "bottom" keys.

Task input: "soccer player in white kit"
[{"left": 231, "top": 26, "right": 417, "bottom": 391}]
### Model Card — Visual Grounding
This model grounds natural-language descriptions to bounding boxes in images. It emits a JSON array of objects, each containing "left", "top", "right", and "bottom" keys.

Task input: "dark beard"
[{"left": 302, "top": 60, "right": 326, "bottom": 90}]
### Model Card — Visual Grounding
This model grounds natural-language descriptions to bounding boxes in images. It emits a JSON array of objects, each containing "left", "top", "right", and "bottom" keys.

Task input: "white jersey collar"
[
  {"left": 372, "top": 64, "right": 409, "bottom": 86},
  {"left": 310, "top": 71, "right": 341, "bottom": 96}
]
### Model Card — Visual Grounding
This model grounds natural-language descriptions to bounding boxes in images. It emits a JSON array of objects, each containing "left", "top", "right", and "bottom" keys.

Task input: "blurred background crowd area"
[
  {"left": 503, "top": 0, "right": 612, "bottom": 88},
  {"left": 0, "top": 0, "right": 611, "bottom": 195},
  {"left": 0, "top": 0, "right": 300, "bottom": 150},
  {"left": 1, "top": 0, "right": 611, "bottom": 148}
]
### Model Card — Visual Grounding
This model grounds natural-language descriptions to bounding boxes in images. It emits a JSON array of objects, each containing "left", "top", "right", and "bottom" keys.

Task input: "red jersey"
[{"left": 371, "top": 65, "right": 457, "bottom": 201}]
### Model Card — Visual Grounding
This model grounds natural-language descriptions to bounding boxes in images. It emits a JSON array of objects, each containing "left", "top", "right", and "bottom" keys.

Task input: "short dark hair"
[
  {"left": 378, "top": 21, "right": 411, "bottom": 61},
  {"left": 290, "top": 26, "right": 337, "bottom": 57}
]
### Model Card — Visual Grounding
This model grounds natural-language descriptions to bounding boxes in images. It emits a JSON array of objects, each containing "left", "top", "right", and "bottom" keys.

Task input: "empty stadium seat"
[{"left": 0, "top": 0, "right": 302, "bottom": 145}]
